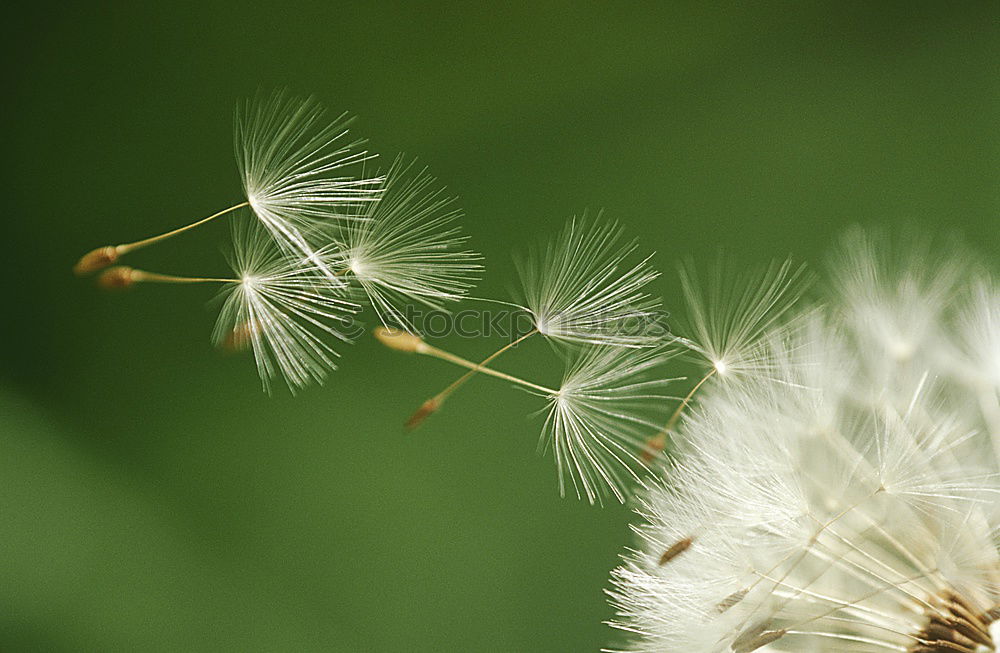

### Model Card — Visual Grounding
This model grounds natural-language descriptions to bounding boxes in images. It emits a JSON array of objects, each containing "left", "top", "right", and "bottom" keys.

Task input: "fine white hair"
[{"left": 608, "top": 236, "right": 1000, "bottom": 652}]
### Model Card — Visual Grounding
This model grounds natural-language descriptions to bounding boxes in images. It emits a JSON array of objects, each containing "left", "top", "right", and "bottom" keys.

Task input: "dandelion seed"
[
  {"left": 640, "top": 258, "right": 812, "bottom": 460},
  {"left": 373, "top": 326, "right": 427, "bottom": 354},
  {"left": 541, "top": 345, "right": 676, "bottom": 505},
  {"left": 374, "top": 327, "right": 556, "bottom": 428},
  {"left": 373, "top": 329, "right": 556, "bottom": 391},
  {"left": 96, "top": 266, "right": 238, "bottom": 290},
  {"left": 717, "top": 589, "right": 749, "bottom": 613},
  {"left": 677, "top": 257, "right": 812, "bottom": 380},
  {"left": 374, "top": 329, "right": 676, "bottom": 501},
  {"left": 219, "top": 320, "right": 259, "bottom": 353},
  {"left": 400, "top": 214, "right": 664, "bottom": 428},
  {"left": 74, "top": 90, "right": 381, "bottom": 278},
  {"left": 74, "top": 203, "right": 255, "bottom": 276},
  {"left": 97, "top": 266, "right": 139, "bottom": 290},
  {"left": 658, "top": 536, "right": 695, "bottom": 566},
  {"left": 326, "top": 156, "right": 482, "bottom": 330},
  {"left": 516, "top": 213, "right": 662, "bottom": 347},
  {"left": 87, "top": 217, "right": 354, "bottom": 393},
  {"left": 213, "top": 215, "right": 358, "bottom": 394},
  {"left": 236, "top": 89, "right": 383, "bottom": 273}
]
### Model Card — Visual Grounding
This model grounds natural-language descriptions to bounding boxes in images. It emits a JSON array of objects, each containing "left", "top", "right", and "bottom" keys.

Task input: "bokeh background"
[{"left": 5, "top": 3, "right": 999, "bottom": 651}]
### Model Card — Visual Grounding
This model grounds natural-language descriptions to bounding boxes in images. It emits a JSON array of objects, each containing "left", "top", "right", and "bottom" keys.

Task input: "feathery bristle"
[
  {"left": 235, "top": 89, "right": 384, "bottom": 275},
  {"left": 212, "top": 214, "right": 358, "bottom": 394},
  {"left": 676, "top": 258, "right": 812, "bottom": 381},
  {"left": 328, "top": 156, "right": 482, "bottom": 331},
  {"left": 606, "top": 241, "right": 1000, "bottom": 653},
  {"left": 516, "top": 213, "right": 663, "bottom": 347},
  {"left": 833, "top": 228, "right": 964, "bottom": 368},
  {"left": 540, "top": 344, "right": 677, "bottom": 505}
]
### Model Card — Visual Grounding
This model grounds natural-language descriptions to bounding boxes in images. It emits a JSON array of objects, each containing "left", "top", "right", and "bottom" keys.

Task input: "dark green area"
[{"left": 5, "top": 3, "right": 998, "bottom": 651}]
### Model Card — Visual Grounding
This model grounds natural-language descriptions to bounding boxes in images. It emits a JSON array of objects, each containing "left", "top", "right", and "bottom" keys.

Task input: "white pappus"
[
  {"left": 608, "top": 240, "right": 1000, "bottom": 653},
  {"left": 212, "top": 216, "right": 358, "bottom": 394}
]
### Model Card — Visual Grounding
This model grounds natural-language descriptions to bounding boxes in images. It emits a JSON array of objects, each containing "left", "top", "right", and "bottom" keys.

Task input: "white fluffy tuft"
[
  {"left": 608, "top": 238, "right": 1000, "bottom": 652},
  {"left": 516, "top": 214, "right": 663, "bottom": 347}
]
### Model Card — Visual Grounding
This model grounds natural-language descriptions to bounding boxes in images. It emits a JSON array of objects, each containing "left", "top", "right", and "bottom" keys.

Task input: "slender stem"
[
  {"left": 418, "top": 339, "right": 555, "bottom": 396},
  {"left": 116, "top": 201, "right": 249, "bottom": 255},
  {"left": 978, "top": 388, "right": 1000, "bottom": 466},
  {"left": 663, "top": 367, "right": 716, "bottom": 435},
  {"left": 782, "top": 629, "right": 907, "bottom": 651},
  {"left": 641, "top": 367, "right": 716, "bottom": 460},
  {"left": 131, "top": 270, "right": 240, "bottom": 284},
  {"left": 427, "top": 329, "right": 539, "bottom": 403}
]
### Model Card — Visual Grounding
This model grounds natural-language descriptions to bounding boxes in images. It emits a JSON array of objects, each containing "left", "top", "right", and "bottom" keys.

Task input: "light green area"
[{"left": 5, "top": 3, "right": 998, "bottom": 651}]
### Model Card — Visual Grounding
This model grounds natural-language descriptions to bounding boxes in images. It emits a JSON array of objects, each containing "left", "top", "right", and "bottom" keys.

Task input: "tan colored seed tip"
[
  {"left": 641, "top": 433, "right": 666, "bottom": 463},
  {"left": 374, "top": 327, "right": 425, "bottom": 354},
  {"left": 220, "top": 321, "right": 259, "bottom": 352},
  {"left": 74, "top": 246, "right": 118, "bottom": 276},
  {"left": 658, "top": 535, "right": 694, "bottom": 565},
  {"left": 405, "top": 398, "right": 440, "bottom": 430},
  {"left": 717, "top": 588, "right": 748, "bottom": 613},
  {"left": 732, "top": 629, "right": 786, "bottom": 653},
  {"left": 97, "top": 266, "right": 136, "bottom": 290}
]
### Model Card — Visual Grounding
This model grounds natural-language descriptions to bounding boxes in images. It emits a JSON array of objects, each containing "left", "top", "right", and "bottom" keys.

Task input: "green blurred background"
[{"left": 4, "top": 3, "right": 999, "bottom": 651}]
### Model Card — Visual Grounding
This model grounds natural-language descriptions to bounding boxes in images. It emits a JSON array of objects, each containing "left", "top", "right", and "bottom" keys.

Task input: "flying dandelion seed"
[
  {"left": 74, "top": 90, "right": 382, "bottom": 278},
  {"left": 213, "top": 215, "right": 358, "bottom": 394},
  {"left": 75, "top": 90, "right": 498, "bottom": 392},
  {"left": 607, "top": 240, "right": 1000, "bottom": 653},
  {"left": 235, "top": 90, "right": 383, "bottom": 274},
  {"left": 88, "top": 213, "right": 358, "bottom": 393},
  {"left": 540, "top": 344, "right": 678, "bottom": 505},
  {"left": 516, "top": 213, "right": 663, "bottom": 347},
  {"left": 392, "top": 213, "right": 664, "bottom": 429},
  {"left": 373, "top": 327, "right": 676, "bottom": 501},
  {"left": 325, "top": 155, "right": 482, "bottom": 331}
]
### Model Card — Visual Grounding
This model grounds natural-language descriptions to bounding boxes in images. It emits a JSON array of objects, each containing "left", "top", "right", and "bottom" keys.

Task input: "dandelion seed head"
[{"left": 608, "top": 237, "right": 1000, "bottom": 652}]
